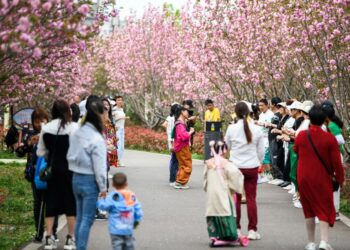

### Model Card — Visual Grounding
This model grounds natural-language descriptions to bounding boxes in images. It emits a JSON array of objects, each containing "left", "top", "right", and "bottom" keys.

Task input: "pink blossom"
[
  {"left": 344, "top": 35, "right": 350, "bottom": 43},
  {"left": 20, "top": 33, "right": 36, "bottom": 46},
  {"left": 32, "top": 47, "right": 42, "bottom": 59},
  {"left": 30, "top": 0, "right": 40, "bottom": 9},
  {"left": 329, "top": 59, "right": 336, "bottom": 65},
  {"left": 9, "top": 42, "right": 21, "bottom": 53},
  {"left": 303, "top": 82, "right": 313, "bottom": 89},
  {"left": 77, "top": 4, "right": 89, "bottom": 16},
  {"left": 11, "top": 0, "right": 19, "bottom": 7},
  {"left": 17, "top": 17, "right": 31, "bottom": 32},
  {"left": 42, "top": 2, "right": 52, "bottom": 11}
]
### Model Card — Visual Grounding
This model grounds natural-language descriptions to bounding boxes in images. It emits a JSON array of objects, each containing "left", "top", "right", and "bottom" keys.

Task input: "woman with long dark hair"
[
  {"left": 67, "top": 96, "right": 107, "bottom": 250},
  {"left": 37, "top": 99, "right": 79, "bottom": 249},
  {"left": 224, "top": 102, "right": 264, "bottom": 240},
  {"left": 102, "top": 98, "right": 118, "bottom": 168}
]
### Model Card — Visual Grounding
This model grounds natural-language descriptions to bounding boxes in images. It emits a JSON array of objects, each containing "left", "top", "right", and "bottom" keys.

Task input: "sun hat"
[
  {"left": 298, "top": 101, "right": 314, "bottom": 114},
  {"left": 241, "top": 101, "right": 253, "bottom": 112},
  {"left": 277, "top": 102, "right": 287, "bottom": 108},
  {"left": 288, "top": 101, "right": 302, "bottom": 110}
]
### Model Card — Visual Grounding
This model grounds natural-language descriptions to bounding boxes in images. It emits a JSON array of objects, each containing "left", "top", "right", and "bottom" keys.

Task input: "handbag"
[
  {"left": 39, "top": 128, "right": 60, "bottom": 182},
  {"left": 35, "top": 156, "right": 48, "bottom": 189},
  {"left": 306, "top": 130, "right": 340, "bottom": 191}
]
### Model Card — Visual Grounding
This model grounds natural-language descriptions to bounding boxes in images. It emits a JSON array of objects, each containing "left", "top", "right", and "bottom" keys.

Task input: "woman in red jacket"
[{"left": 294, "top": 105, "right": 345, "bottom": 250}]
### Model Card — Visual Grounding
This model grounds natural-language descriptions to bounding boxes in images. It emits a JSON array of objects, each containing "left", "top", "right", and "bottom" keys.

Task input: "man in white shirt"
[
  {"left": 255, "top": 99, "right": 274, "bottom": 182},
  {"left": 112, "top": 96, "right": 128, "bottom": 167}
]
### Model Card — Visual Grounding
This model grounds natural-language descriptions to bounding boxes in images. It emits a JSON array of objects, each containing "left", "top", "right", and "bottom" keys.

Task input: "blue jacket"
[{"left": 97, "top": 190, "right": 143, "bottom": 236}]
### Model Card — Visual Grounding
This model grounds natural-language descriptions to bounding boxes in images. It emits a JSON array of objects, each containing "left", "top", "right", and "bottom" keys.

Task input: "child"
[
  {"left": 97, "top": 173, "right": 143, "bottom": 250},
  {"left": 204, "top": 141, "right": 248, "bottom": 247}
]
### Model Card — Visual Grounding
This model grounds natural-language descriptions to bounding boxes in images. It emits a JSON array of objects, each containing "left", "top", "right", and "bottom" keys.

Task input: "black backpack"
[{"left": 5, "top": 125, "right": 18, "bottom": 148}]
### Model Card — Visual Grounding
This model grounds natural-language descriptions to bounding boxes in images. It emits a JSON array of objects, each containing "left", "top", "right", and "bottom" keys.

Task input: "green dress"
[
  {"left": 206, "top": 197, "right": 238, "bottom": 240},
  {"left": 289, "top": 142, "right": 298, "bottom": 190}
]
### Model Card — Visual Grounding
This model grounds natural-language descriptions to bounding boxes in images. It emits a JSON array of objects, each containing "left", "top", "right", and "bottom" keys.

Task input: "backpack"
[
  {"left": 5, "top": 125, "right": 18, "bottom": 148},
  {"left": 170, "top": 121, "right": 182, "bottom": 140},
  {"left": 34, "top": 156, "right": 48, "bottom": 190}
]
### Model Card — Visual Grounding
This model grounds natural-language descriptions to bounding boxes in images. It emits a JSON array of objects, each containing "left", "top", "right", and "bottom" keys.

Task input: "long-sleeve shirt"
[
  {"left": 225, "top": 119, "right": 265, "bottom": 169},
  {"left": 173, "top": 121, "right": 190, "bottom": 152},
  {"left": 67, "top": 122, "right": 107, "bottom": 192},
  {"left": 97, "top": 189, "right": 143, "bottom": 236}
]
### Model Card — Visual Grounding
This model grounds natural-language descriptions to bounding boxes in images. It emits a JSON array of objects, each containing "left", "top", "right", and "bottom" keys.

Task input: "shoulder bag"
[{"left": 306, "top": 130, "right": 340, "bottom": 191}]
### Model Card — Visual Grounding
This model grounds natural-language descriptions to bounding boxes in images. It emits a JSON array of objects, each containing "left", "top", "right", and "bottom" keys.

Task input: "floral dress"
[{"left": 103, "top": 119, "right": 118, "bottom": 167}]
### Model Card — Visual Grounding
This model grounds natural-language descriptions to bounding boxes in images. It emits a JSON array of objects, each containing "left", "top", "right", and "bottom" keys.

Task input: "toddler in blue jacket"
[{"left": 97, "top": 172, "right": 143, "bottom": 250}]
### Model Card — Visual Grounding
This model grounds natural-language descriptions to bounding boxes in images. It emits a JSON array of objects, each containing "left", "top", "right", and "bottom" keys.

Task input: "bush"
[{"left": 125, "top": 125, "right": 204, "bottom": 155}]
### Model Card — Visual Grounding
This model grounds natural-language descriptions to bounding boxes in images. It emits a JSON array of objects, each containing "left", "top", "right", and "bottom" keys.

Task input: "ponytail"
[
  {"left": 243, "top": 116, "right": 252, "bottom": 144},
  {"left": 235, "top": 102, "right": 253, "bottom": 144}
]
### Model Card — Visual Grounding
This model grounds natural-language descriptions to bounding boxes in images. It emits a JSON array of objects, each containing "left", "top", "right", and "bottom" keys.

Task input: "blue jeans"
[
  {"left": 117, "top": 128, "right": 125, "bottom": 164},
  {"left": 169, "top": 152, "right": 179, "bottom": 183},
  {"left": 111, "top": 235, "right": 135, "bottom": 250},
  {"left": 73, "top": 173, "right": 99, "bottom": 250}
]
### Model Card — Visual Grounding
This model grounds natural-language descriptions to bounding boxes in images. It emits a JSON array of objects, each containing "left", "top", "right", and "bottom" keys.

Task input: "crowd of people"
[
  {"left": 163, "top": 98, "right": 346, "bottom": 250},
  {"left": 13, "top": 95, "right": 142, "bottom": 250},
  {"left": 2, "top": 94, "right": 348, "bottom": 250}
]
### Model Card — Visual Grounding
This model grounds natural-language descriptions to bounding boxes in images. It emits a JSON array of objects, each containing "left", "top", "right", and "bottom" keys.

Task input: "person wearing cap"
[
  {"left": 291, "top": 100, "right": 313, "bottom": 209},
  {"left": 293, "top": 105, "right": 344, "bottom": 250},
  {"left": 281, "top": 101, "right": 304, "bottom": 197}
]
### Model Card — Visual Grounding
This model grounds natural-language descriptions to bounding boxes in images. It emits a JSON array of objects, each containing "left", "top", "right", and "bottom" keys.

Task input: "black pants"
[
  {"left": 269, "top": 139, "right": 284, "bottom": 179},
  {"left": 32, "top": 183, "right": 59, "bottom": 239},
  {"left": 283, "top": 150, "right": 291, "bottom": 182}
]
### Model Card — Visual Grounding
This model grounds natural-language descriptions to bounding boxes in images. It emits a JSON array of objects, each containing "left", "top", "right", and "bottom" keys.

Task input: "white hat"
[
  {"left": 288, "top": 101, "right": 302, "bottom": 110},
  {"left": 242, "top": 101, "right": 253, "bottom": 112},
  {"left": 79, "top": 99, "right": 87, "bottom": 117},
  {"left": 277, "top": 102, "right": 287, "bottom": 108},
  {"left": 298, "top": 101, "right": 314, "bottom": 114}
]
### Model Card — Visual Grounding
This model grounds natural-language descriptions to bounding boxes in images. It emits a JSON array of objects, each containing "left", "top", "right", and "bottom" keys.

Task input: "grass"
[
  {"left": 0, "top": 163, "right": 36, "bottom": 250},
  {"left": 340, "top": 199, "right": 350, "bottom": 218},
  {"left": 0, "top": 150, "right": 20, "bottom": 159}
]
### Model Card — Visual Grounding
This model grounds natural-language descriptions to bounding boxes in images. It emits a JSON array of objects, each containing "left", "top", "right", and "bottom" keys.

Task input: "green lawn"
[
  {"left": 0, "top": 163, "right": 35, "bottom": 250},
  {"left": 0, "top": 150, "right": 20, "bottom": 159},
  {"left": 340, "top": 199, "right": 350, "bottom": 218}
]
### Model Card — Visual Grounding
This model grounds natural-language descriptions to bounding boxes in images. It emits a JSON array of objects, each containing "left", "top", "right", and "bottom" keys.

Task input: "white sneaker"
[
  {"left": 293, "top": 200, "right": 302, "bottom": 208},
  {"left": 247, "top": 230, "right": 261, "bottom": 240},
  {"left": 174, "top": 183, "right": 190, "bottom": 189},
  {"left": 272, "top": 179, "right": 284, "bottom": 185},
  {"left": 292, "top": 193, "right": 299, "bottom": 201},
  {"left": 319, "top": 241, "right": 334, "bottom": 250},
  {"left": 315, "top": 217, "right": 319, "bottom": 224},
  {"left": 268, "top": 179, "right": 277, "bottom": 184},
  {"left": 44, "top": 236, "right": 57, "bottom": 250},
  {"left": 288, "top": 187, "right": 296, "bottom": 194},
  {"left": 169, "top": 182, "right": 176, "bottom": 187},
  {"left": 305, "top": 242, "right": 316, "bottom": 250},
  {"left": 283, "top": 184, "right": 292, "bottom": 190},
  {"left": 335, "top": 212, "right": 340, "bottom": 221},
  {"left": 259, "top": 176, "right": 269, "bottom": 184},
  {"left": 64, "top": 235, "right": 76, "bottom": 250}
]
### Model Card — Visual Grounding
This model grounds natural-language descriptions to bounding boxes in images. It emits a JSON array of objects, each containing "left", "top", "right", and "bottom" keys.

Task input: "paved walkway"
[{"left": 29, "top": 150, "right": 349, "bottom": 250}]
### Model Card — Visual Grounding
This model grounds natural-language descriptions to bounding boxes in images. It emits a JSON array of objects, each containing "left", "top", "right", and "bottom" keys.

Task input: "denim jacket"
[
  {"left": 97, "top": 189, "right": 143, "bottom": 236},
  {"left": 67, "top": 122, "right": 107, "bottom": 192}
]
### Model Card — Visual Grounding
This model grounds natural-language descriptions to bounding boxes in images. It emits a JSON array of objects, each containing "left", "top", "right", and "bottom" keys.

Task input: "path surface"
[{"left": 33, "top": 150, "right": 349, "bottom": 250}]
